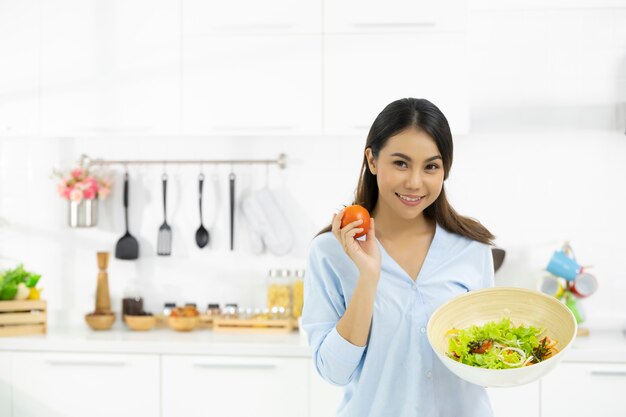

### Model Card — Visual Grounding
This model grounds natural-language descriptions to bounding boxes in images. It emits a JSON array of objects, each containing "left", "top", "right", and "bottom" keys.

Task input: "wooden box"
[
  {"left": 212, "top": 317, "right": 294, "bottom": 334},
  {"left": 0, "top": 300, "right": 47, "bottom": 337}
]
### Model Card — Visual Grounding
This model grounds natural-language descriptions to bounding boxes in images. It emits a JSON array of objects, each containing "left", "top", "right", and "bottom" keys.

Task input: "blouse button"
[
  {"left": 426, "top": 370, "right": 432, "bottom": 379},
  {"left": 420, "top": 327, "right": 426, "bottom": 333}
]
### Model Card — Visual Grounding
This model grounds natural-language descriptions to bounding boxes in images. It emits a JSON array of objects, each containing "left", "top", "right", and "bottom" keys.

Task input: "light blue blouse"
[{"left": 302, "top": 223, "right": 495, "bottom": 417}]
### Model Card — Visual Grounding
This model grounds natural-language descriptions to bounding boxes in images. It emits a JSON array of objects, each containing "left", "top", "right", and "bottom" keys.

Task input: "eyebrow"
[{"left": 390, "top": 152, "right": 442, "bottom": 163}]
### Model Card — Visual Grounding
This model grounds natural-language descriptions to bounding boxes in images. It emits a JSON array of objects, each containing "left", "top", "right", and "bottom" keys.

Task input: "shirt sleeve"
[
  {"left": 482, "top": 244, "right": 495, "bottom": 289},
  {"left": 301, "top": 237, "right": 366, "bottom": 386}
]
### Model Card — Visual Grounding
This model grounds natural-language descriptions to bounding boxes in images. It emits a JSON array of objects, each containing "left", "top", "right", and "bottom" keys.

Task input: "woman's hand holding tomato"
[{"left": 332, "top": 205, "right": 381, "bottom": 280}]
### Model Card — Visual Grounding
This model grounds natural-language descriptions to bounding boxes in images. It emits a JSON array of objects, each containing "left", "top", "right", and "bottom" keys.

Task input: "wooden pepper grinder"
[{"left": 95, "top": 252, "right": 111, "bottom": 314}]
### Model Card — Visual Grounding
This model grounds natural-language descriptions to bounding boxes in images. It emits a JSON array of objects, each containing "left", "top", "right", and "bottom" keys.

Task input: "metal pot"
[{"left": 69, "top": 199, "right": 98, "bottom": 228}]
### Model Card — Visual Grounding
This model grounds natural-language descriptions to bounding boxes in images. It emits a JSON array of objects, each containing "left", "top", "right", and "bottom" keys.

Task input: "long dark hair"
[{"left": 317, "top": 97, "right": 494, "bottom": 245}]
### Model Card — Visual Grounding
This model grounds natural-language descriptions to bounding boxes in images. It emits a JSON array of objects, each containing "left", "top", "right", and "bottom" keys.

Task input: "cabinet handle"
[
  {"left": 192, "top": 363, "right": 277, "bottom": 370},
  {"left": 46, "top": 360, "right": 127, "bottom": 367},
  {"left": 590, "top": 371, "right": 626, "bottom": 377},
  {"left": 353, "top": 22, "right": 437, "bottom": 29},
  {"left": 211, "top": 126, "right": 294, "bottom": 132},
  {"left": 214, "top": 23, "right": 294, "bottom": 31}
]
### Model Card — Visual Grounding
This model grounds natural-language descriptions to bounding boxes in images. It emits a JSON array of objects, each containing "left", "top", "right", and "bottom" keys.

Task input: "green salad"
[{"left": 447, "top": 317, "right": 558, "bottom": 369}]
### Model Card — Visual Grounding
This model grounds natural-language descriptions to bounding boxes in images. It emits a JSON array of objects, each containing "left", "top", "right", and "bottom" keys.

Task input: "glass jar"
[
  {"left": 163, "top": 302, "right": 176, "bottom": 317},
  {"left": 267, "top": 268, "right": 291, "bottom": 319},
  {"left": 292, "top": 269, "right": 305, "bottom": 319},
  {"left": 222, "top": 303, "right": 239, "bottom": 319},
  {"left": 206, "top": 303, "right": 221, "bottom": 318}
]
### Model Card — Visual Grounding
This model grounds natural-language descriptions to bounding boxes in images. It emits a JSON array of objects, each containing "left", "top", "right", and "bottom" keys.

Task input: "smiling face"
[{"left": 365, "top": 127, "right": 445, "bottom": 222}]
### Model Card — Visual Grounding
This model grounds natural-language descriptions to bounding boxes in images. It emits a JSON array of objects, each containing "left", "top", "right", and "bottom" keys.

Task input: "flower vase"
[{"left": 69, "top": 199, "right": 98, "bottom": 228}]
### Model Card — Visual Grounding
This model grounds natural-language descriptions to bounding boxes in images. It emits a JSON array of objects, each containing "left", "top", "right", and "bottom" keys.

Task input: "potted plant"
[{"left": 54, "top": 164, "right": 112, "bottom": 227}]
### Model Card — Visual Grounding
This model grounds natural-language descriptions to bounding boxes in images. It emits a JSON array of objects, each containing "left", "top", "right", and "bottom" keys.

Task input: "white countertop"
[
  {"left": 1, "top": 318, "right": 625, "bottom": 362},
  {"left": 0, "top": 325, "right": 311, "bottom": 357}
]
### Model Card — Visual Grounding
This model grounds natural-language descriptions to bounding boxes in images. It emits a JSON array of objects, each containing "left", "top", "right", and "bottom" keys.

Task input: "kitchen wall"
[{"left": 1, "top": 1, "right": 625, "bottom": 325}]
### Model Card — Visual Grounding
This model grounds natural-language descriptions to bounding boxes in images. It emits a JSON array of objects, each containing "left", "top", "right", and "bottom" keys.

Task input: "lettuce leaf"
[{"left": 447, "top": 317, "right": 544, "bottom": 369}]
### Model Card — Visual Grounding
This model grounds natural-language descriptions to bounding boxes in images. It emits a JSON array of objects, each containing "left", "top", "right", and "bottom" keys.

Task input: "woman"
[{"left": 302, "top": 98, "right": 495, "bottom": 417}]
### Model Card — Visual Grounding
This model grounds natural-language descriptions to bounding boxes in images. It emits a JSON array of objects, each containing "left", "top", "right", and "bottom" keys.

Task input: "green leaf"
[
  {"left": 25, "top": 274, "right": 40, "bottom": 288},
  {"left": 0, "top": 283, "right": 18, "bottom": 300},
  {"left": 447, "top": 317, "right": 544, "bottom": 369}
]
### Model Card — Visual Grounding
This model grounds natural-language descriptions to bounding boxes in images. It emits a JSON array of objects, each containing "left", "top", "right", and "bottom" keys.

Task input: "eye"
[
  {"left": 426, "top": 164, "right": 440, "bottom": 171},
  {"left": 393, "top": 160, "right": 408, "bottom": 168}
]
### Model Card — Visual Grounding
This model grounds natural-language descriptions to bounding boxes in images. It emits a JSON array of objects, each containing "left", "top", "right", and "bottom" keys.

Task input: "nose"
[{"left": 405, "top": 169, "right": 423, "bottom": 190}]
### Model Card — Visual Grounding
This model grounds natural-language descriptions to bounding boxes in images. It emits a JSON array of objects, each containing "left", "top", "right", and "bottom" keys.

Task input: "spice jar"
[
  {"left": 267, "top": 269, "right": 291, "bottom": 319},
  {"left": 222, "top": 303, "right": 239, "bottom": 319},
  {"left": 163, "top": 302, "right": 176, "bottom": 317},
  {"left": 292, "top": 269, "right": 305, "bottom": 319},
  {"left": 206, "top": 303, "right": 221, "bottom": 318}
]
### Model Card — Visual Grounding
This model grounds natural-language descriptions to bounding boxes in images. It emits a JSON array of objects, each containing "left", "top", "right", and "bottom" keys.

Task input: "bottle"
[
  {"left": 267, "top": 269, "right": 292, "bottom": 319},
  {"left": 163, "top": 302, "right": 176, "bottom": 317},
  {"left": 206, "top": 303, "right": 221, "bottom": 318},
  {"left": 222, "top": 303, "right": 239, "bottom": 319},
  {"left": 292, "top": 269, "right": 305, "bottom": 319}
]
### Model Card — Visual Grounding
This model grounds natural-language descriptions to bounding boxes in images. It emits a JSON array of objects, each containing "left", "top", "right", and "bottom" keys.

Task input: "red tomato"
[{"left": 340, "top": 205, "right": 371, "bottom": 238}]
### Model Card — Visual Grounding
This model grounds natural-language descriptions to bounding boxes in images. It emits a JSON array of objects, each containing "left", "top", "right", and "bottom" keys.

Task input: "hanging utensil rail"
[{"left": 81, "top": 153, "right": 287, "bottom": 169}]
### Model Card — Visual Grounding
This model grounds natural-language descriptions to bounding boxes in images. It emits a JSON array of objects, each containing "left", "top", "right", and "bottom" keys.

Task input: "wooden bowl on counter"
[
  {"left": 85, "top": 312, "right": 116, "bottom": 331},
  {"left": 167, "top": 315, "right": 199, "bottom": 332},
  {"left": 124, "top": 314, "right": 156, "bottom": 331}
]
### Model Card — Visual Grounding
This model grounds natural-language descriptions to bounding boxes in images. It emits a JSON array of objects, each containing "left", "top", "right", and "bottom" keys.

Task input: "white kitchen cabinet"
[
  {"left": 324, "top": 0, "right": 467, "bottom": 33},
  {"left": 40, "top": 0, "right": 180, "bottom": 136},
  {"left": 324, "top": 33, "right": 469, "bottom": 135},
  {"left": 11, "top": 352, "right": 159, "bottom": 417},
  {"left": 487, "top": 381, "right": 540, "bottom": 417},
  {"left": 541, "top": 362, "right": 626, "bottom": 417},
  {"left": 310, "top": 367, "right": 343, "bottom": 417},
  {"left": 0, "top": 352, "right": 12, "bottom": 417},
  {"left": 161, "top": 355, "right": 309, "bottom": 417},
  {"left": 182, "top": 35, "right": 322, "bottom": 135},
  {"left": 0, "top": 0, "right": 40, "bottom": 136},
  {"left": 183, "top": 0, "right": 321, "bottom": 35}
]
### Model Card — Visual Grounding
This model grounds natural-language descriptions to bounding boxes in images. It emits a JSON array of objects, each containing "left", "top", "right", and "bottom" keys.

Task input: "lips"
[
  {"left": 395, "top": 193, "right": 425, "bottom": 207},
  {"left": 396, "top": 193, "right": 424, "bottom": 202}
]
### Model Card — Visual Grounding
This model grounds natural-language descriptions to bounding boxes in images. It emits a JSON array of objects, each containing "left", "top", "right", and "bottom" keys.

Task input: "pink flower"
[
  {"left": 87, "top": 177, "right": 99, "bottom": 192},
  {"left": 69, "top": 188, "right": 83, "bottom": 202},
  {"left": 57, "top": 185, "right": 70, "bottom": 199},
  {"left": 98, "top": 186, "right": 111, "bottom": 200},
  {"left": 54, "top": 166, "right": 112, "bottom": 202},
  {"left": 83, "top": 187, "right": 96, "bottom": 200},
  {"left": 71, "top": 168, "right": 85, "bottom": 180}
]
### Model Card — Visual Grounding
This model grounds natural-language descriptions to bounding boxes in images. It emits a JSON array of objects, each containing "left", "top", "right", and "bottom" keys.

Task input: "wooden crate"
[
  {"left": 212, "top": 317, "right": 294, "bottom": 334},
  {"left": 0, "top": 300, "right": 47, "bottom": 337},
  {"left": 154, "top": 314, "right": 214, "bottom": 329}
]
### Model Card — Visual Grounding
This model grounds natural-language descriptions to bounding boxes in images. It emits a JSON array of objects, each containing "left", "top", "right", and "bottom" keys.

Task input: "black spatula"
[{"left": 115, "top": 173, "right": 139, "bottom": 260}]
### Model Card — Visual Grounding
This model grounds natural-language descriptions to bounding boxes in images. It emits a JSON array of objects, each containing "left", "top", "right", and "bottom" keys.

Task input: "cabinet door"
[
  {"left": 11, "top": 352, "right": 160, "bottom": 417},
  {"left": 0, "top": 352, "right": 11, "bottom": 417},
  {"left": 0, "top": 0, "right": 40, "bottom": 136},
  {"left": 182, "top": 35, "right": 321, "bottom": 135},
  {"left": 542, "top": 362, "right": 626, "bottom": 417},
  {"left": 183, "top": 0, "right": 321, "bottom": 35},
  {"left": 310, "top": 366, "right": 343, "bottom": 417},
  {"left": 486, "top": 381, "right": 539, "bottom": 417},
  {"left": 162, "top": 355, "right": 309, "bottom": 417},
  {"left": 324, "top": 0, "right": 466, "bottom": 33},
  {"left": 324, "top": 33, "right": 469, "bottom": 135},
  {"left": 40, "top": 0, "right": 180, "bottom": 136}
]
